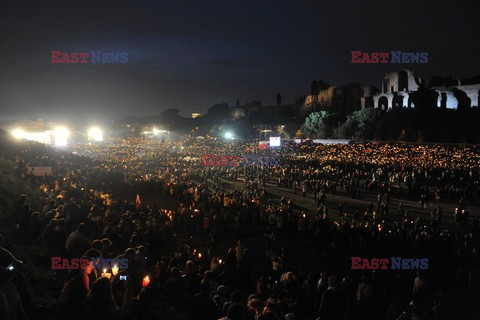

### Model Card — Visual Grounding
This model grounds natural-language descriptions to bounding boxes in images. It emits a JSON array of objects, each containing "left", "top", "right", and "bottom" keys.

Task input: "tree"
[
  {"left": 283, "top": 123, "right": 299, "bottom": 139},
  {"left": 303, "top": 111, "right": 331, "bottom": 138},
  {"left": 338, "top": 117, "right": 357, "bottom": 139},
  {"left": 340, "top": 108, "right": 383, "bottom": 140}
]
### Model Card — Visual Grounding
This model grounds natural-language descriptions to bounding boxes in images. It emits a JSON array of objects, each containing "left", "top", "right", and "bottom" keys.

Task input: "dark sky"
[{"left": 1, "top": 0, "right": 479, "bottom": 127}]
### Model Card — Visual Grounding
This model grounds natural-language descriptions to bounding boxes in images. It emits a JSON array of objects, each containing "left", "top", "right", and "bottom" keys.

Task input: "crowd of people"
[
  {"left": 70, "top": 138, "right": 480, "bottom": 206},
  {"left": 0, "top": 133, "right": 479, "bottom": 320}
]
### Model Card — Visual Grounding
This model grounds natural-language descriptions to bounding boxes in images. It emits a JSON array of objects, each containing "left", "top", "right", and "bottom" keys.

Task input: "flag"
[{"left": 135, "top": 194, "right": 141, "bottom": 211}]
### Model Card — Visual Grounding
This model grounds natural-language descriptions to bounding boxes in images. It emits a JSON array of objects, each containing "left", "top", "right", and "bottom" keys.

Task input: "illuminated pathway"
[{"left": 215, "top": 176, "right": 480, "bottom": 228}]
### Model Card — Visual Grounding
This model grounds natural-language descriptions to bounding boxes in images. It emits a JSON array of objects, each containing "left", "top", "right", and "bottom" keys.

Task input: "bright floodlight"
[
  {"left": 54, "top": 127, "right": 70, "bottom": 147},
  {"left": 152, "top": 128, "right": 160, "bottom": 135},
  {"left": 88, "top": 127, "right": 103, "bottom": 142},
  {"left": 224, "top": 131, "right": 234, "bottom": 139},
  {"left": 12, "top": 129, "right": 25, "bottom": 139}
]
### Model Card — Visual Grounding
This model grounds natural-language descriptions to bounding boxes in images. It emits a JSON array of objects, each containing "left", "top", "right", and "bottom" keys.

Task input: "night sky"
[{"left": 1, "top": 0, "right": 479, "bottom": 127}]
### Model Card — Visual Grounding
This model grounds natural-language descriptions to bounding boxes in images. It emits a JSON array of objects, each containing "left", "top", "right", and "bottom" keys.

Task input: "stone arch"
[
  {"left": 393, "top": 95, "right": 404, "bottom": 108},
  {"left": 408, "top": 96, "right": 415, "bottom": 108},
  {"left": 379, "top": 96, "right": 389, "bottom": 110}
]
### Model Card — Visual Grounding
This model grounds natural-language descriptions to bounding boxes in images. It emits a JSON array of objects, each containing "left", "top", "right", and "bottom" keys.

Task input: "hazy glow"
[
  {"left": 12, "top": 129, "right": 25, "bottom": 139},
  {"left": 88, "top": 127, "right": 104, "bottom": 142},
  {"left": 224, "top": 131, "right": 234, "bottom": 139},
  {"left": 11, "top": 128, "right": 52, "bottom": 144},
  {"left": 152, "top": 128, "right": 168, "bottom": 135},
  {"left": 54, "top": 127, "right": 70, "bottom": 147},
  {"left": 25, "top": 132, "right": 52, "bottom": 144}
]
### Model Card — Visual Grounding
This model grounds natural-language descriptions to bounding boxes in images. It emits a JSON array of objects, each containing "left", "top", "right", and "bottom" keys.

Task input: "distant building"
[
  {"left": 372, "top": 70, "right": 480, "bottom": 110},
  {"left": 360, "top": 86, "right": 379, "bottom": 109},
  {"left": 304, "top": 83, "right": 363, "bottom": 114},
  {"left": 373, "top": 70, "right": 421, "bottom": 109}
]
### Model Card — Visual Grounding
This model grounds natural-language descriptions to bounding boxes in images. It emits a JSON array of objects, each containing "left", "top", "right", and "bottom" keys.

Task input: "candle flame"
[
  {"left": 111, "top": 265, "right": 119, "bottom": 276},
  {"left": 142, "top": 275, "right": 150, "bottom": 288}
]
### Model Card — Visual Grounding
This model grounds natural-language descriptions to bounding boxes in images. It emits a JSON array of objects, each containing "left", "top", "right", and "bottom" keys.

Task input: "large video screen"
[{"left": 269, "top": 136, "right": 281, "bottom": 147}]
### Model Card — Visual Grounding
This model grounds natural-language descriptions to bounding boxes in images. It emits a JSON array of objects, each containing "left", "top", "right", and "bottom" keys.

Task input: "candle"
[
  {"left": 142, "top": 276, "right": 150, "bottom": 288},
  {"left": 101, "top": 269, "right": 112, "bottom": 279},
  {"left": 111, "top": 265, "right": 119, "bottom": 276},
  {"left": 198, "top": 253, "right": 202, "bottom": 259}
]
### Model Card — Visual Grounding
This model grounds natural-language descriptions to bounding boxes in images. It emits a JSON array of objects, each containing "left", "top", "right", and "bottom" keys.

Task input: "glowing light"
[
  {"left": 152, "top": 128, "right": 168, "bottom": 135},
  {"left": 12, "top": 129, "right": 25, "bottom": 139},
  {"left": 142, "top": 276, "right": 150, "bottom": 288},
  {"left": 111, "top": 265, "right": 119, "bottom": 276},
  {"left": 224, "top": 131, "right": 234, "bottom": 139},
  {"left": 11, "top": 129, "right": 52, "bottom": 144},
  {"left": 101, "top": 268, "right": 112, "bottom": 279},
  {"left": 54, "top": 127, "right": 70, "bottom": 147},
  {"left": 88, "top": 127, "right": 103, "bottom": 142}
]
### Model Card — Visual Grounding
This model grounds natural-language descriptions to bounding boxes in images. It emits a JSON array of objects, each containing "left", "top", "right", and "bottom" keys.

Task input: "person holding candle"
[
  {"left": 58, "top": 257, "right": 93, "bottom": 317},
  {"left": 82, "top": 274, "right": 133, "bottom": 320},
  {"left": 111, "top": 270, "right": 129, "bottom": 308},
  {"left": 210, "top": 257, "right": 220, "bottom": 272}
]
